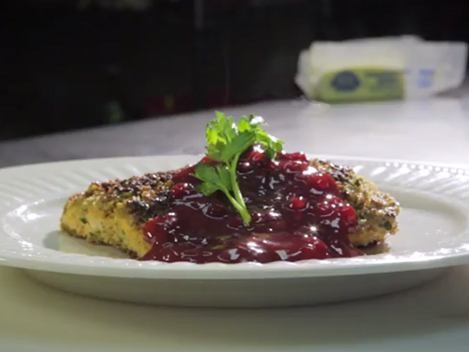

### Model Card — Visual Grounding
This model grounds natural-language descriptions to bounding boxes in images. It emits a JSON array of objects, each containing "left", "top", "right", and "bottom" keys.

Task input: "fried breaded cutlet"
[{"left": 61, "top": 159, "right": 399, "bottom": 259}]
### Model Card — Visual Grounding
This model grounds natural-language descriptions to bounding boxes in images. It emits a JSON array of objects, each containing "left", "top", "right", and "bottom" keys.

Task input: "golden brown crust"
[
  {"left": 83, "top": 172, "right": 173, "bottom": 225},
  {"left": 60, "top": 172, "right": 174, "bottom": 258},
  {"left": 311, "top": 159, "right": 400, "bottom": 246}
]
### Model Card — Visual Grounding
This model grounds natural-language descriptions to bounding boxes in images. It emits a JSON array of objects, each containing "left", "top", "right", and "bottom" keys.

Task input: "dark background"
[{"left": 2, "top": 0, "right": 468, "bottom": 141}]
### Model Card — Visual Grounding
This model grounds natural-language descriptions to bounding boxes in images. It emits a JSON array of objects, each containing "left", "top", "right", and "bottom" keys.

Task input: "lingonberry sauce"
[{"left": 141, "top": 147, "right": 362, "bottom": 263}]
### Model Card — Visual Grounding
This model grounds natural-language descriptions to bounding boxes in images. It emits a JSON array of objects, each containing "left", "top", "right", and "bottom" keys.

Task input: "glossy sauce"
[{"left": 141, "top": 147, "right": 362, "bottom": 263}]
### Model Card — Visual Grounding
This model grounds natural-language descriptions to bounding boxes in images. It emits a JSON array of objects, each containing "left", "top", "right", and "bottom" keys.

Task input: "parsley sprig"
[{"left": 193, "top": 112, "right": 283, "bottom": 226}]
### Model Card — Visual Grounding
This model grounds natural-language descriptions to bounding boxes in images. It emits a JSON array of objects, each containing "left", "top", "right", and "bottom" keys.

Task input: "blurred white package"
[{"left": 295, "top": 36, "right": 468, "bottom": 102}]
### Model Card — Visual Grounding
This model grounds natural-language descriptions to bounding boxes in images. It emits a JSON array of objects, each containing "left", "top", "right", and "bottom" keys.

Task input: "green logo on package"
[{"left": 315, "top": 68, "right": 404, "bottom": 103}]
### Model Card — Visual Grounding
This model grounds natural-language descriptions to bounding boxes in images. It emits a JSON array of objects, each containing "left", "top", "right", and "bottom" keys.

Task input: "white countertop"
[
  {"left": 2, "top": 96, "right": 469, "bottom": 168},
  {"left": 1, "top": 96, "right": 469, "bottom": 351}
]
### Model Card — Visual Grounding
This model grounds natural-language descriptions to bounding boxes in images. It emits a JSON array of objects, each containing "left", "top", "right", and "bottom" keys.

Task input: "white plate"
[{"left": 1, "top": 155, "right": 469, "bottom": 307}]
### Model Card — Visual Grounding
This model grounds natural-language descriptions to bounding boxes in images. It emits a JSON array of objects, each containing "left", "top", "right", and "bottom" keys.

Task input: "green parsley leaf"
[
  {"left": 197, "top": 182, "right": 220, "bottom": 196},
  {"left": 193, "top": 112, "right": 284, "bottom": 225}
]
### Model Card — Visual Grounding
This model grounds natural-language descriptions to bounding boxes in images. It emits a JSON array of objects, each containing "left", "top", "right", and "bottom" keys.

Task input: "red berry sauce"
[{"left": 141, "top": 147, "right": 362, "bottom": 263}]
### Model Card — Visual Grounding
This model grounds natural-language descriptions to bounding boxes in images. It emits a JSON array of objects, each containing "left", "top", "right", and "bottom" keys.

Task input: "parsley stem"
[
  {"left": 223, "top": 191, "right": 249, "bottom": 224},
  {"left": 229, "top": 153, "right": 251, "bottom": 226}
]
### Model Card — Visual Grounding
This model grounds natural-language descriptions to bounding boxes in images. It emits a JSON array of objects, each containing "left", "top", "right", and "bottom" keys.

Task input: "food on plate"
[{"left": 61, "top": 112, "right": 399, "bottom": 263}]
